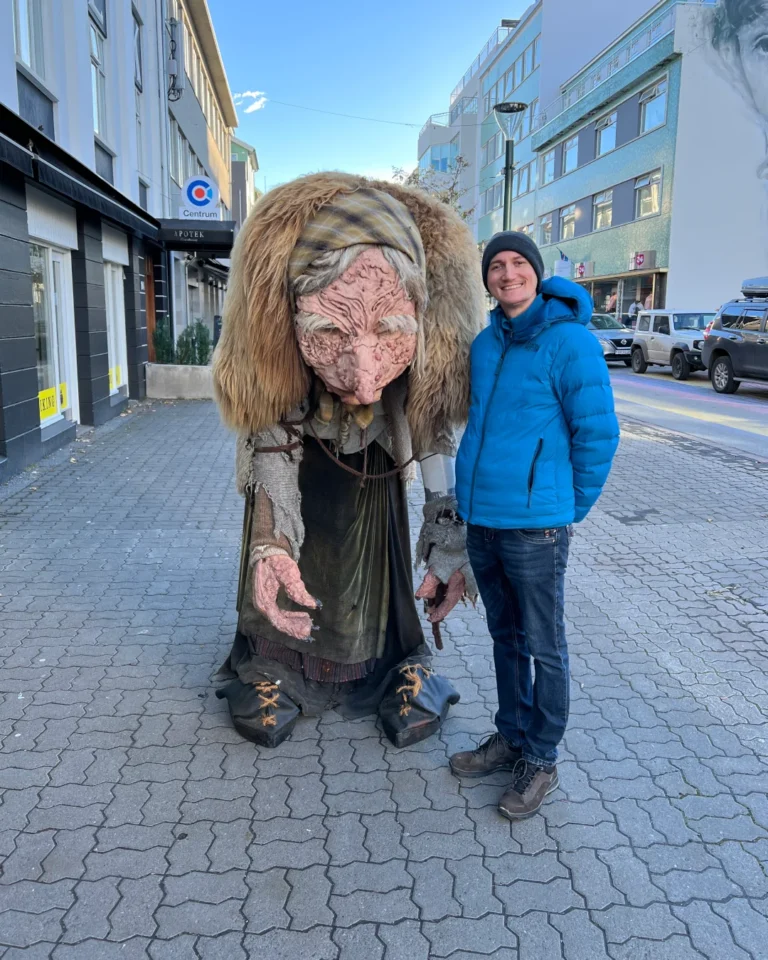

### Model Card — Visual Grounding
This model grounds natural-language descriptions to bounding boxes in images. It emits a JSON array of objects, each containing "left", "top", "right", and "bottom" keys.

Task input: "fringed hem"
[{"left": 251, "top": 633, "right": 378, "bottom": 684}]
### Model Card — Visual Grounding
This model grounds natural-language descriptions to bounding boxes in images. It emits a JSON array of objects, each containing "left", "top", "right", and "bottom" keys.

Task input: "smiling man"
[{"left": 451, "top": 231, "right": 620, "bottom": 819}]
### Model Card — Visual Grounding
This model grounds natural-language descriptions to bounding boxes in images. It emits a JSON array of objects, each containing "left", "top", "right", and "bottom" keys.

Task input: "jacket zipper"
[
  {"left": 468, "top": 342, "right": 510, "bottom": 522},
  {"left": 527, "top": 438, "right": 544, "bottom": 508}
]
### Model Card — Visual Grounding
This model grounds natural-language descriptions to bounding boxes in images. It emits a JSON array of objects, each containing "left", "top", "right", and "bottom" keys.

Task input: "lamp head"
[{"left": 493, "top": 101, "right": 528, "bottom": 139}]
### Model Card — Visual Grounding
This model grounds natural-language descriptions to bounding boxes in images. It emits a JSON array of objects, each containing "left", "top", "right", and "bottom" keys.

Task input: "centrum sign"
[{"left": 179, "top": 175, "right": 220, "bottom": 220}]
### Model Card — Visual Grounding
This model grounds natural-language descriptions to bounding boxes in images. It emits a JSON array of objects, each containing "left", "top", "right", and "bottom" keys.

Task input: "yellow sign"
[
  {"left": 38, "top": 388, "right": 57, "bottom": 421},
  {"left": 109, "top": 366, "right": 122, "bottom": 391}
]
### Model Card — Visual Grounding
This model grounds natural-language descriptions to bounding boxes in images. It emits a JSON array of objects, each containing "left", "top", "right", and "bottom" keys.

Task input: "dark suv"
[{"left": 702, "top": 278, "right": 768, "bottom": 393}]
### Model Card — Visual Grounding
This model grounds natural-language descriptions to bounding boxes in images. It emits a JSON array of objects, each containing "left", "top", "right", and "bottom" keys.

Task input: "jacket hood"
[{"left": 491, "top": 276, "right": 594, "bottom": 343}]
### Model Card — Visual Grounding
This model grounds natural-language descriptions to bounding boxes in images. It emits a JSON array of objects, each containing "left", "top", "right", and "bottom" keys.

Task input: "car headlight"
[{"left": 598, "top": 338, "right": 612, "bottom": 354}]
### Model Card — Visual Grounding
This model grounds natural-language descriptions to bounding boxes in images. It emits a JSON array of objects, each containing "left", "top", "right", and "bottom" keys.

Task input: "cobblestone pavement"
[{"left": 2, "top": 401, "right": 768, "bottom": 959}]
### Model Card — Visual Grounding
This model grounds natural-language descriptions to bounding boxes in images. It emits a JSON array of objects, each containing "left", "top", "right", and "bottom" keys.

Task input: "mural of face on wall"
[{"left": 713, "top": 0, "right": 768, "bottom": 172}]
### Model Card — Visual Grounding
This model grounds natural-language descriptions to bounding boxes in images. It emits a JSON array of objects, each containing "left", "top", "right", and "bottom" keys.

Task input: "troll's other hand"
[
  {"left": 253, "top": 555, "right": 320, "bottom": 641},
  {"left": 415, "top": 569, "right": 466, "bottom": 624}
]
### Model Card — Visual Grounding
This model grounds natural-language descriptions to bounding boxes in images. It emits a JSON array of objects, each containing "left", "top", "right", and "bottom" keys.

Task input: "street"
[
  {"left": 1, "top": 398, "right": 768, "bottom": 959},
  {"left": 609, "top": 367, "right": 768, "bottom": 460}
]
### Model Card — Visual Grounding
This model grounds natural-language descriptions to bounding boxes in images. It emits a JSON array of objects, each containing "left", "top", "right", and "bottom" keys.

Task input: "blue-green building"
[{"left": 420, "top": 0, "right": 768, "bottom": 316}]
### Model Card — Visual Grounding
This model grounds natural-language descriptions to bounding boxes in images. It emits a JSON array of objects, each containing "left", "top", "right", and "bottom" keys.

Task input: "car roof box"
[{"left": 741, "top": 277, "right": 768, "bottom": 297}]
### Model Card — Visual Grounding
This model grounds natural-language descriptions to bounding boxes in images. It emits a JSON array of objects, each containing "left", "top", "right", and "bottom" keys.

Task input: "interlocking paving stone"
[{"left": 2, "top": 401, "right": 768, "bottom": 957}]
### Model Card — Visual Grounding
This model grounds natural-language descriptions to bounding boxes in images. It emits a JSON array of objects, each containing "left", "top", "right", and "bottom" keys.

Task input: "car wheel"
[
  {"left": 671, "top": 353, "right": 690, "bottom": 381},
  {"left": 623, "top": 359, "right": 632, "bottom": 367},
  {"left": 631, "top": 348, "right": 648, "bottom": 373},
  {"left": 711, "top": 356, "right": 740, "bottom": 394}
]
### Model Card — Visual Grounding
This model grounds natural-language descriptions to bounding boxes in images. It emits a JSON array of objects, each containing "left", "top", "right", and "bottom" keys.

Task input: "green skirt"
[{"left": 223, "top": 437, "right": 428, "bottom": 716}]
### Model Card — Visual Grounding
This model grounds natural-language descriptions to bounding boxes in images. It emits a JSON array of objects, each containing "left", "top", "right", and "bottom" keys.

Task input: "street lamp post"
[{"left": 493, "top": 102, "right": 528, "bottom": 232}]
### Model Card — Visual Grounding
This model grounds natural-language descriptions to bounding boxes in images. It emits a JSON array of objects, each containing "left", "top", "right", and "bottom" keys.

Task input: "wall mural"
[{"left": 712, "top": 0, "right": 768, "bottom": 179}]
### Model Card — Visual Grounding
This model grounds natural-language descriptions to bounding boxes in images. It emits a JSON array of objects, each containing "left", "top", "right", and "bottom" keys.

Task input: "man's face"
[
  {"left": 486, "top": 250, "right": 538, "bottom": 315},
  {"left": 737, "top": 8, "right": 768, "bottom": 118},
  {"left": 295, "top": 248, "right": 417, "bottom": 407}
]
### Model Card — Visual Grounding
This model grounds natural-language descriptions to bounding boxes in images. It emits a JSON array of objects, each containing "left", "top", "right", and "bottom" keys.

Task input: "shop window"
[
  {"left": 539, "top": 212, "right": 553, "bottom": 246},
  {"left": 641, "top": 78, "right": 667, "bottom": 133},
  {"left": 593, "top": 190, "right": 613, "bottom": 230},
  {"left": 596, "top": 112, "right": 617, "bottom": 156},
  {"left": 562, "top": 135, "right": 578, "bottom": 175},
  {"left": 541, "top": 149, "right": 556, "bottom": 185},
  {"left": 105, "top": 263, "right": 128, "bottom": 394},
  {"left": 13, "top": 0, "right": 44, "bottom": 76},
  {"left": 635, "top": 170, "right": 661, "bottom": 218},
  {"left": 30, "top": 243, "right": 78, "bottom": 425},
  {"left": 560, "top": 204, "right": 576, "bottom": 241}
]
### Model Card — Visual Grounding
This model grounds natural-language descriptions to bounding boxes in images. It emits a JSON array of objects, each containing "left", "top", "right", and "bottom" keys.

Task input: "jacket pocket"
[{"left": 527, "top": 438, "right": 544, "bottom": 508}]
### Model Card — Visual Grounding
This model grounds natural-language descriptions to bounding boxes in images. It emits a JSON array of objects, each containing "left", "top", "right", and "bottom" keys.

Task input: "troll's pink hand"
[
  {"left": 415, "top": 569, "right": 466, "bottom": 624},
  {"left": 254, "top": 555, "right": 319, "bottom": 641}
]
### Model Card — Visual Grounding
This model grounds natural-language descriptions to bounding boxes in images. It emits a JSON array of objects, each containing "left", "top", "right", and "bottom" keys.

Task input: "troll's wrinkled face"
[{"left": 295, "top": 248, "right": 418, "bottom": 407}]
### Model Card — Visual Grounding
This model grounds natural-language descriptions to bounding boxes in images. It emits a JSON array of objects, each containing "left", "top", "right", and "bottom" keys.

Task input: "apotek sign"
[{"left": 179, "top": 175, "right": 220, "bottom": 220}]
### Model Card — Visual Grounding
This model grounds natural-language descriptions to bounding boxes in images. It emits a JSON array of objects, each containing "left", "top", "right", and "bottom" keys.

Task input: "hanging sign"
[{"left": 179, "top": 175, "right": 220, "bottom": 220}]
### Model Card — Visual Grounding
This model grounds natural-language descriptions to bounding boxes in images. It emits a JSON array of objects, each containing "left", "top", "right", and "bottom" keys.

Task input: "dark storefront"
[{"left": 0, "top": 111, "right": 165, "bottom": 483}]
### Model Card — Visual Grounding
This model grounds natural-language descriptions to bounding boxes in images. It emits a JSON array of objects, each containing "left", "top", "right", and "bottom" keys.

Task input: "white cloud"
[{"left": 234, "top": 91, "right": 268, "bottom": 113}]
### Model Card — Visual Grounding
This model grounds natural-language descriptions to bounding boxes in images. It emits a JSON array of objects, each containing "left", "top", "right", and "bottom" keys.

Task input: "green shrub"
[
  {"left": 153, "top": 317, "right": 175, "bottom": 364},
  {"left": 176, "top": 320, "right": 212, "bottom": 366}
]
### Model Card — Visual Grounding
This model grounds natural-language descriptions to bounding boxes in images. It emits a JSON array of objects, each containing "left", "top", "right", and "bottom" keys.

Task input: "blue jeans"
[{"left": 467, "top": 525, "right": 570, "bottom": 768}]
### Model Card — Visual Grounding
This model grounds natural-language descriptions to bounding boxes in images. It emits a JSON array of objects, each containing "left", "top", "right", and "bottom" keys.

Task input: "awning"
[
  {"left": 158, "top": 219, "right": 236, "bottom": 255},
  {"left": 0, "top": 132, "right": 34, "bottom": 176}
]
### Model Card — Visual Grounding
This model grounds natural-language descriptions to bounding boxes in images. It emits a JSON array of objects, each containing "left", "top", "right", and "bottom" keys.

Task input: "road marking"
[{"left": 612, "top": 389, "right": 768, "bottom": 438}]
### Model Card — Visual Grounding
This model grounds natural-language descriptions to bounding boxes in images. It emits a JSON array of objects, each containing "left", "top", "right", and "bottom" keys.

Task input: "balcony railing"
[
  {"left": 533, "top": 0, "right": 715, "bottom": 134},
  {"left": 450, "top": 25, "right": 513, "bottom": 105},
  {"left": 419, "top": 113, "right": 450, "bottom": 139}
]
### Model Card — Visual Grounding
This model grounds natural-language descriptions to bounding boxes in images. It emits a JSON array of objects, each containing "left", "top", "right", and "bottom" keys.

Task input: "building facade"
[
  {"left": 231, "top": 136, "right": 260, "bottom": 230},
  {"left": 419, "top": 0, "right": 762, "bottom": 316},
  {"left": 166, "top": 0, "right": 237, "bottom": 342},
  {"left": 0, "top": 0, "right": 240, "bottom": 483}
]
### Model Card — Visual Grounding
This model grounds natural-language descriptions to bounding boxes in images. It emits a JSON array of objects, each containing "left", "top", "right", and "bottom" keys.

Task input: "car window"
[
  {"left": 673, "top": 313, "right": 716, "bottom": 331},
  {"left": 652, "top": 315, "right": 670, "bottom": 335},
  {"left": 636, "top": 314, "right": 650, "bottom": 332},
  {"left": 591, "top": 315, "right": 626, "bottom": 330},
  {"left": 742, "top": 308, "right": 765, "bottom": 330},
  {"left": 720, "top": 309, "right": 744, "bottom": 328}
]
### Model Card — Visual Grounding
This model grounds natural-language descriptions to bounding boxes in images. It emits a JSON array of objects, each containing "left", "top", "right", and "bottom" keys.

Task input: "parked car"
[
  {"left": 631, "top": 310, "right": 716, "bottom": 379},
  {"left": 588, "top": 314, "right": 634, "bottom": 365},
  {"left": 702, "top": 279, "right": 768, "bottom": 394}
]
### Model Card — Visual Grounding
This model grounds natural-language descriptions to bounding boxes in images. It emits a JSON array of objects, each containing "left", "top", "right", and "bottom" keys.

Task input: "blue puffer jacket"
[{"left": 456, "top": 276, "right": 619, "bottom": 528}]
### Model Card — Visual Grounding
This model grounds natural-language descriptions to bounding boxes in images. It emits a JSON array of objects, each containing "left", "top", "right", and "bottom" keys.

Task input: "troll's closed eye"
[{"left": 753, "top": 34, "right": 768, "bottom": 53}]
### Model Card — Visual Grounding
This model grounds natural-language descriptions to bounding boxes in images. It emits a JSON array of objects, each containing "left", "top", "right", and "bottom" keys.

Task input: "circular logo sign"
[{"left": 186, "top": 179, "right": 214, "bottom": 207}]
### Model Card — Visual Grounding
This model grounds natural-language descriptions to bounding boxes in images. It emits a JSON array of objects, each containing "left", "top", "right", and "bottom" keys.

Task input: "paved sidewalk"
[{"left": 1, "top": 401, "right": 768, "bottom": 959}]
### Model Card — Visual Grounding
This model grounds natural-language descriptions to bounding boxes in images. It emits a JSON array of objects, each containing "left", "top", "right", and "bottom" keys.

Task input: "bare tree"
[{"left": 392, "top": 155, "right": 475, "bottom": 223}]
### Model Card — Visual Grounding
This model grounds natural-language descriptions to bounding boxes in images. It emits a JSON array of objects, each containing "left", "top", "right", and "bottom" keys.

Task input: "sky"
[{"left": 207, "top": 0, "right": 532, "bottom": 190}]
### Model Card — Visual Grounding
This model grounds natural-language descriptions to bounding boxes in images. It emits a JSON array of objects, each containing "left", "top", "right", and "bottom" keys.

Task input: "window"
[
  {"left": 541, "top": 149, "right": 556, "bottom": 185},
  {"left": 562, "top": 135, "right": 578, "bottom": 175},
  {"left": 593, "top": 190, "right": 613, "bottom": 230},
  {"left": 635, "top": 170, "right": 661, "bottom": 219},
  {"left": 515, "top": 163, "right": 530, "bottom": 197},
  {"left": 13, "top": 0, "right": 44, "bottom": 75},
  {"left": 741, "top": 309, "right": 765, "bottom": 330},
  {"left": 636, "top": 314, "right": 651, "bottom": 332},
  {"left": 133, "top": 12, "right": 143, "bottom": 90},
  {"left": 482, "top": 131, "right": 503, "bottom": 168},
  {"left": 90, "top": 21, "right": 107, "bottom": 138},
  {"left": 533, "top": 35, "right": 541, "bottom": 69},
  {"left": 421, "top": 142, "right": 458, "bottom": 173},
  {"left": 89, "top": 0, "right": 107, "bottom": 33},
  {"left": 481, "top": 181, "right": 503, "bottom": 215},
  {"left": 652, "top": 315, "right": 670, "bottom": 335},
  {"left": 170, "top": 118, "right": 182, "bottom": 184},
  {"left": 560, "top": 204, "right": 576, "bottom": 241},
  {"left": 518, "top": 222, "right": 535, "bottom": 238},
  {"left": 641, "top": 78, "right": 667, "bottom": 133},
  {"left": 720, "top": 309, "right": 744, "bottom": 329},
  {"left": 529, "top": 98, "right": 540, "bottom": 133},
  {"left": 539, "top": 213, "right": 553, "bottom": 246},
  {"left": 139, "top": 181, "right": 148, "bottom": 211},
  {"left": 523, "top": 43, "right": 534, "bottom": 79},
  {"left": 104, "top": 263, "right": 128, "bottom": 394},
  {"left": 596, "top": 112, "right": 617, "bottom": 156}
]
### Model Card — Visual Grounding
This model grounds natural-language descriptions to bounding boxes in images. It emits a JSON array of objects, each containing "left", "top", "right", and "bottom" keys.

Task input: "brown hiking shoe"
[
  {"left": 449, "top": 732, "right": 522, "bottom": 779},
  {"left": 498, "top": 761, "right": 559, "bottom": 819}
]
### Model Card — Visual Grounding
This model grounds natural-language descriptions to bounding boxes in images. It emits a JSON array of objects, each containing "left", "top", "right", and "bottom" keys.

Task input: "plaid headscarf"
[{"left": 288, "top": 187, "right": 426, "bottom": 285}]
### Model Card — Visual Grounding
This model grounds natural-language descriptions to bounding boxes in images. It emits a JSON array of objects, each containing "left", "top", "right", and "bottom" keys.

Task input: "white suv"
[{"left": 631, "top": 311, "right": 716, "bottom": 380}]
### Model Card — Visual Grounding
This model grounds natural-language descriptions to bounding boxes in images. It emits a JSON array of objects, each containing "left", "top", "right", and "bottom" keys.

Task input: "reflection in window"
[
  {"left": 539, "top": 213, "right": 553, "bottom": 246},
  {"left": 560, "top": 204, "right": 576, "bottom": 240},
  {"left": 13, "top": 0, "right": 44, "bottom": 75},
  {"left": 541, "top": 149, "right": 555, "bottom": 185},
  {"left": 635, "top": 170, "right": 661, "bottom": 218},
  {"left": 31, "top": 245, "right": 54, "bottom": 394},
  {"left": 641, "top": 78, "right": 667, "bottom": 133},
  {"left": 596, "top": 112, "right": 617, "bottom": 156},
  {"left": 593, "top": 190, "right": 613, "bottom": 230},
  {"left": 562, "top": 135, "right": 578, "bottom": 175}
]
